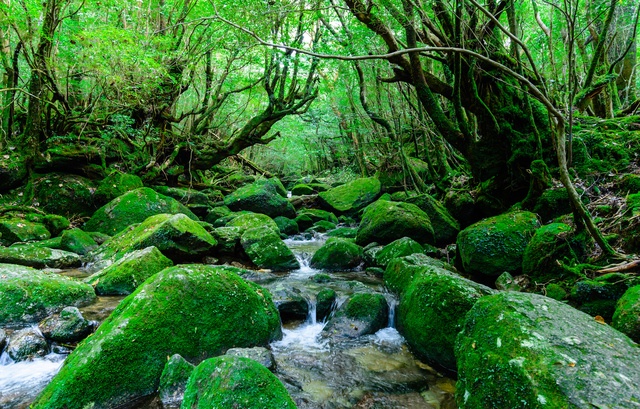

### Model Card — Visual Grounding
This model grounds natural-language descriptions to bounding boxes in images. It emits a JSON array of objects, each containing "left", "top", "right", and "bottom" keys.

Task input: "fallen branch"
[{"left": 596, "top": 260, "right": 640, "bottom": 274}]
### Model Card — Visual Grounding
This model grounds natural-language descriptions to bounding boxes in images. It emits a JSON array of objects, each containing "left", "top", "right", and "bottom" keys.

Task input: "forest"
[{"left": 0, "top": 0, "right": 639, "bottom": 408}]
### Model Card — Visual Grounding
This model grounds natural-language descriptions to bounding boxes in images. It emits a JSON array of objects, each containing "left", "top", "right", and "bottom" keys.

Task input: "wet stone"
[
  {"left": 38, "top": 306, "right": 92, "bottom": 343},
  {"left": 226, "top": 346, "right": 276, "bottom": 371},
  {"left": 7, "top": 327, "right": 49, "bottom": 362}
]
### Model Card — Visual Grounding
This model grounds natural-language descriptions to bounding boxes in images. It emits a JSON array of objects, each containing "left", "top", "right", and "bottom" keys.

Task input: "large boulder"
[
  {"left": 93, "top": 170, "right": 144, "bottom": 206},
  {"left": 456, "top": 292, "right": 640, "bottom": 408},
  {"left": 181, "top": 356, "right": 296, "bottom": 409},
  {"left": 240, "top": 226, "right": 299, "bottom": 271},
  {"left": 0, "top": 218, "right": 50, "bottom": 246},
  {"left": 158, "top": 354, "right": 195, "bottom": 408},
  {"left": 612, "top": 285, "right": 640, "bottom": 343},
  {"left": 384, "top": 253, "right": 457, "bottom": 296},
  {"left": 84, "top": 246, "right": 173, "bottom": 295},
  {"left": 405, "top": 194, "right": 460, "bottom": 245},
  {"left": 310, "top": 238, "right": 363, "bottom": 270},
  {"left": 224, "top": 181, "right": 296, "bottom": 219},
  {"left": 0, "top": 244, "right": 82, "bottom": 268},
  {"left": 0, "top": 263, "right": 95, "bottom": 326},
  {"left": 93, "top": 213, "right": 217, "bottom": 262},
  {"left": 31, "top": 264, "right": 282, "bottom": 409},
  {"left": 84, "top": 187, "right": 198, "bottom": 235},
  {"left": 375, "top": 237, "right": 423, "bottom": 269},
  {"left": 225, "top": 212, "right": 279, "bottom": 234},
  {"left": 33, "top": 173, "right": 96, "bottom": 217},
  {"left": 0, "top": 153, "right": 28, "bottom": 191},
  {"left": 322, "top": 292, "right": 389, "bottom": 339},
  {"left": 356, "top": 200, "right": 435, "bottom": 246},
  {"left": 60, "top": 228, "right": 98, "bottom": 255},
  {"left": 397, "top": 267, "right": 493, "bottom": 373},
  {"left": 456, "top": 211, "right": 540, "bottom": 277},
  {"left": 318, "top": 177, "right": 381, "bottom": 215}
]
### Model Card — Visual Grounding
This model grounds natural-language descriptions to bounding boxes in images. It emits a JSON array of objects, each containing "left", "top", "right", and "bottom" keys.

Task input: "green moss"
[
  {"left": 384, "top": 253, "right": 456, "bottom": 296},
  {"left": 0, "top": 245, "right": 81, "bottom": 269},
  {"left": 204, "top": 205, "right": 233, "bottom": 224},
  {"left": 0, "top": 263, "right": 95, "bottom": 325},
  {"left": 297, "top": 208, "right": 339, "bottom": 225},
  {"left": 226, "top": 212, "right": 279, "bottom": 234},
  {"left": 307, "top": 220, "right": 336, "bottom": 233},
  {"left": 533, "top": 188, "right": 572, "bottom": 221},
  {"left": 84, "top": 187, "right": 198, "bottom": 235},
  {"left": 457, "top": 211, "right": 540, "bottom": 277},
  {"left": 323, "top": 292, "right": 389, "bottom": 338},
  {"left": 94, "top": 170, "right": 143, "bottom": 205},
  {"left": 182, "top": 356, "right": 296, "bottom": 409},
  {"left": 42, "top": 214, "right": 70, "bottom": 237},
  {"left": 0, "top": 218, "right": 50, "bottom": 246},
  {"left": 60, "top": 228, "right": 97, "bottom": 255},
  {"left": 274, "top": 216, "right": 299, "bottom": 236},
  {"left": 224, "top": 181, "right": 295, "bottom": 218},
  {"left": 375, "top": 237, "right": 423, "bottom": 269},
  {"left": 316, "top": 288, "right": 336, "bottom": 322},
  {"left": 240, "top": 226, "right": 299, "bottom": 271},
  {"left": 405, "top": 194, "right": 460, "bottom": 245},
  {"left": 291, "top": 183, "right": 314, "bottom": 195},
  {"left": 317, "top": 177, "right": 381, "bottom": 214},
  {"left": 326, "top": 227, "right": 357, "bottom": 239},
  {"left": 545, "top": 283, "right": 567, "bottom": 301},
  {"left": 310, "top": 238, "right": 363, "bottom": 270},
  {"left": 31, "top": 264, "right": 282, "bottom": 409},
  {"left": 158, "top": 354, "right": 195, "bottom": 406},
  {"left": 612, "top": 285, "right": 640, "bottom": 343},
  {"left": 33, "top": 173, "right": 97, "bottom": 218},
  {"left": 356, "top": 200, "right": 435, "bottom": 246},
  {"left": 85, "top": 246, "right": 173, "bottom": 295},
  {"left": 0, "top": 153, "right": 28, "bottom": 191}
]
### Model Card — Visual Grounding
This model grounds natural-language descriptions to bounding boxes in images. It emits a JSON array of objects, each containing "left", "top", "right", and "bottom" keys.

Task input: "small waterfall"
[{"left": 0, "top": 352, "right": 65, "bottom": 409}]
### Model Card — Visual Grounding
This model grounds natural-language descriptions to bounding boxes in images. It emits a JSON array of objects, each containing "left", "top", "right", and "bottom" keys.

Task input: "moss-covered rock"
[
  {"left": 0, "top": 153, "right": 28, "bottom": 191},
  {"left": 533, "top": 188, "right": 572, "bottom": 222},
  {"left": 316, "top": 288, "right": 337, "bottom": 322},
  {"left": 240, "top": 226, "right": 299, "bottom": 271},
  {"left": 326, "top": 227, "right": 358, "bottom": 239},
  {"left": 0, "top": 263, "right": 95, "bottom": 326},
  {"left": 0, "top": 218, "right": 50, "bottom": 246},
  {"left": 384, "top": 253, "right": 456, "bottom": 296},
  {"left": 226, "top": 212, "right": 279, "bottom": 234},
  {"left": 181, "top": 356, "right": 296, "bottom": 409},
  {"left": 209, "top": 226, "right": 242, "bottom": 255},
  {"left": 310, "top": 238, "right": 363, "bottom": 270},
  {"left": 225, "top": 346, "right": 275, "bottom": 370},
  {"left": 31, "top": 264, "right": 282, "bottom": 409},
  {"left": 397, "top": 268, "right": 493, "bottom": 373},
  {"left": 375, "top": 237, "right": 424, "bottom": 269},
  {"left": 41, "top": 214, "right": 71, "bottom": 237},
  {"left": 545, "top": 283, "right": 567, "bottom": 300},
  {"left": 274, "top": 216, "right": 299, "bottom": 236},
  {"left": 85, "top": 246, "right": 173, "bottom": 295},
  {"left": 570, "top": 274, "right": 631, "bottom": 321},
  {"left": 153, "top": 186, "right": 212, "bottom": 206},
  {"left": 297, "top": 209, "right": 339, "bottom": 225},
  {"left": 405, "top": 194, "right": 460, "bottom": 245},
  {"left": 204, "top": 205, "right": 233, "bottom": 224},
  {"left": 33, "top": 173, "right": 97, "bottom": 217},
  {"left": 85, "top": 187, "right": 198, "bottom": 235},
  {"left": 224, "top": 181, "right": 296, "bottom": 219},
  {"left": 612, "top": 285, "right": 640, "bottom": 343},
  {"left": 322, "top": 292, "right": 389, "bottom": 339},
  {"left": 356, "top": 200, "right": 435, "bottom": 247},
  {"left": 0, "top": 245, "right": 82, "bottom": 268},
  {"left": 307, "top": 220, "right": 337, "bottom": 233},
  {"left": 522, "top": 223, "right": 590, "bottom": 284},
  {"left": 38, "top": 306, "right": 92, "bottom": 343},
  {"left": 60, "top": 228, "right": 98, "bottom": 255},
  {"left": 457, "top": 211, "right": 540, "bottom": 277},
  {"left": 444, "top": 190, "right": 477, "bottom": 228},
  {"left": 94, "top": 171, "right": 144, "bottom": 206},
  {"left": 455, "top": 292, "right": 640, "bottom": 409},
  {"left": 6, "top": 327, "right": 49, "bottom": 361},
  {"left": 159, "top": 354, "right": 195, "bottom": 408},
  {"left": 270, "top": 285, "right": 309, "bottom": 322},
  {"left": 93, "top": 213, "right": 217, "bottom": 262},
  {"left": 318, "top": 177, "right": 381, "bottom": 215},
  {"left": 291, "top": 183, "right": 314, "bottom": 195}
]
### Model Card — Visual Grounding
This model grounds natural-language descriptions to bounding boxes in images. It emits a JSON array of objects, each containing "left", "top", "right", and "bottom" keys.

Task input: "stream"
[{"left": 0, "top": 233, "right": 456, "bottom": 409}]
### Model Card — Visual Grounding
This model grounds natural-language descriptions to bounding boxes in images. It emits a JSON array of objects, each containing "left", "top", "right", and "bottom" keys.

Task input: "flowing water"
[{"left": 1, "top": 233, "right": 457, "bottom": 409}]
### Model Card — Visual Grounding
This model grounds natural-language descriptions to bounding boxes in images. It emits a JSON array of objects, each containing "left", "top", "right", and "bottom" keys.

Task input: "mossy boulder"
[
  {"left": 322, "top": 292, "right": 389, "bottom": 339},
  {"left": 85, "top": 187, "right": 198, "bottom": 235},
  {"left": 318, "top": 177, "right": 381, "bottom": 215},
  {"left": 226, "top": 212, "right": 279, "bottom": 234},
  {"left": 153, "top": 186, "right": 212, "bottom": 206},
  {"left": 457, "top": 211, "right": 540, "bottom": 277},
  {"left": 397, "top": 268, "right": 493, "bottom": 373},
  {"left": 256, "top": 177, "right": 288, "bottom": 197},
  {"left": 181, "top": 356, "right": 296, "bottom": 409},
  {"left": 224, "top": 181, "right": 296, "bottom": 219},
  {"left": 270, "top": 285, "right": 309, "bottom": 322},
  {"left": 210, "top": 226, "right": 243, "bottom": 255},
  {"left": 0, "top": 263, "right": 95, "bottom": 326},
  {"left": 93, "top": 213, "right": 217, "bottom": 262},
  {"left": 274, "top": 216, "right": 299, "bottom": 236},
  {"left": 522, "top": 223, "right": 589, "bottom": 283},
  {"left": 310, "top": 238, "right": 363, "bottom": 270},
  {"left": 291, "top": 183, "right": 314, "bottom": 195},
  {"left": 384, "top": 253, "right": 459, "bottom": 296},
  {"left": 533, "top": 188, "right": 572, "bottom": 222},
  {"left": 297, "top": 209, "right": 339, "bottom": 226},
  {"left": 85, "top": 246, "right": 173, "bottom": 295},
  {"left": 158, "top": 354, "right": 195, "bottom": 408},
  {"left": 240, "top": 226, "right": 299, "bottom": 271},
  {"left": 6, "top": 327, "right": 49, "bottom": 361},
  {"left": 612, "top": 285, "right": 640, "bottom": 343},
  {"left": 204, "top": 205, "right": 233, "bottom": 224},
  {"left": 375, "top": 237, "right": 423, "bottom": 269},
  {"left": 356, "top": 200, "right": 435, "bottom": 246},
  {"left": 444, "top": 190, "right": 477, "bottom": 228},
  {"left": 0, "top": 218, "right": 50, "bottom": 246},
  {"left": 326, "top": 227, "right": 357, "bottom": 239},
  {"left": 307, "top": 220, "right": 337, "bottom": 233},
  {"left": 94, "top": 171, "right": 144, "bottom": 205},
  {"left": 455, "top": 292, "right": 640, "bottom": 409},
  {"left": 31, "top": 264, "right": 282, "bottom": 409},
  {"left": 316, "top": 288, "right": 337, "bottom": 322},
  {"left": 38, "top": 306, "right": 92, "bottom": 343},
  {"left": 570, "top": 274, "right": 631, "bottom": 320},
  {"left": 0, "top": 153, "right": 28, "bottom": 191},
  {"left": 60, "top": 228, "right": 98, "bottom": 255},
  {"left": 405, "top": 194, "right": 460, "bottom": 245},
  {"left": 33, "top": 173, "right": 97, "bottom": 217},
  {"left": 41, "top": 214, "right": 71, "bottom": 237},
  {"left": 0, "top": 244, "right": 82, "bottom": 268}
]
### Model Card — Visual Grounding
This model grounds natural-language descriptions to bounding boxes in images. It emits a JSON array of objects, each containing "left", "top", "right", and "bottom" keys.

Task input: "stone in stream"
[
  {"left": 0, "top": 263, "right": 95, "bottom": 326},
  {"left": 224, "top": 179, "right": 296, "bottom": 219},
  {"left": 84, "top": 187, "right": 198, "bottom": 235},
  {"left": 6, "top": 327, "right": 49, "bottom": 362},
  {"left": 158, "top": 354, "right": 195, "bottom": 408},
  {"left": 317, "top": 177, "right": 381, "bottom": 215},
  {"left": 59, "top": 227, "right": 98, "bottom": 256},
  {"left": 0, "top": 218, "right": 50, "bottom": 246},
  {"left": 226, "top": 346, "right": 276, "bottom": 371},
  {"left": 375, "top": 237, "right": 424, "bottom": 269},
  {"left": 310, "top": 238, "right": 363, "bottom": 270},
  {"left": 0, "top": 244, "right": 82, "bottom": 269},
  {"left": 270, "top": 285, "right": 310, "bottom": 322},
  {"left": 295, "top": 208, "right": 339, "bottom": 231},
  {"left": 181, "top": 356, "right": 296, "bottom": 409},
  {"left": 91, "top": 213, "right": 217, "bottom": 263},
  {"left": 209, "top": 226, "right": 243, "bottom": 255},
  {"left": 455, "top": 292, "right": 640, "bottom": 408},
  {"left": 384, "top": 253, "right": 457, "bottom": 296},
  {"left": 322, "top": 292, "right": 389, "bottom": 339},
  {"left": 38, "top": 306, "right": 92, "bottom": 343},
  {"left": 84, "top": 246, "right": 173, "bottom": 295},
  {"left": 612, "top": 285, "right": 640, "bottom": 342},
  {"left": 240, "top": 226, "right": 299, "bottom": 271},
  {"left": 355, "top": 200, "right": 435, "bottom": 247},
  {"left": 31, "top": 264, "right": 282, "bottom": 409},
  {"left": 226, "top": 212, "right": 280, "bottom": 233},
  {"left": 456, "top": 211, "right": 540, "bottom": 277},
  {"left": 274, "top": 216, "right": 299, "bottom": 236},
  {"left": 316, "top": 288, "right": 337, "bottom": 323}
]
